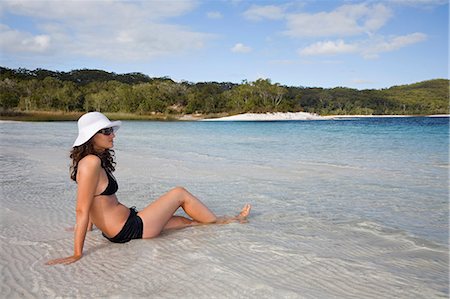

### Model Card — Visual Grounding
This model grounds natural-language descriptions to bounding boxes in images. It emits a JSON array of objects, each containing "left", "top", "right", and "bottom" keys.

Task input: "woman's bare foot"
[
  {"left": 237, "top": 204, "right": 251, "bottom": 223},
  {"left": 216, "top": 204, "right": 251, "bottom": 224}
]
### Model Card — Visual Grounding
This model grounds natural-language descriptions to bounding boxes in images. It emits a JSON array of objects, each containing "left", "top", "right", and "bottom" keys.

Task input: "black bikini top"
[{"left": 98, "top": 169, "right": 118, "bottom": 196}]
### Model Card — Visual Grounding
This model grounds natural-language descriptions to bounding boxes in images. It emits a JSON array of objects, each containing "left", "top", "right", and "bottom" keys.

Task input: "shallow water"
[{"left": 0, "top": 117, "right": 448, "bottom": 298}]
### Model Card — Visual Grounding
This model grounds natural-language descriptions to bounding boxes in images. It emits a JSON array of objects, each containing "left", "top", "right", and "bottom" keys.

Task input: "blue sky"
[{"left": 0, "top": 0, "right": 448, "bottom": 89}]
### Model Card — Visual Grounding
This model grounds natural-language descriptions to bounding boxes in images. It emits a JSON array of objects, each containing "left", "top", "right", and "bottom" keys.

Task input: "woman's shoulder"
[{"left": 78, "top": 154, "right": 102, "bottom": 171}]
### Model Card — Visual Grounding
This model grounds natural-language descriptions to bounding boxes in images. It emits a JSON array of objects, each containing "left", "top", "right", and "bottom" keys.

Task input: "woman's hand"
[{"left": 45, "top": 255, "right": 82, "bottom": 265}]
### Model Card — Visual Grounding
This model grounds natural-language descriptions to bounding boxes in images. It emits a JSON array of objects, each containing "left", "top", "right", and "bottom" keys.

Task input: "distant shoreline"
[
  {"left": 323, "top": 114, "right": 450, "bottom": 119},
  {"left": 0, "top": 110, "right": 448, "bottom": 122},
  {"left": 202, "top": 112, "right": 449, "bottom": 121}
]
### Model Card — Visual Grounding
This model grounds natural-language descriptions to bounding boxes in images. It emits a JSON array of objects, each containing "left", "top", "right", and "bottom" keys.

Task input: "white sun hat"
[{"left": 73, "top": 112, "right": 122, "bottom": 147}]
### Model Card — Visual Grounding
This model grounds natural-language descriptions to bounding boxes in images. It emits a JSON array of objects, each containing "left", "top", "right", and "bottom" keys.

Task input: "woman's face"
[{"left": 92, "top": 127, "right": 116, "bottom": 151}]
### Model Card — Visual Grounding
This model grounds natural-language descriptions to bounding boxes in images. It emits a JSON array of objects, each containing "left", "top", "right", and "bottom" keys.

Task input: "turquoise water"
[
  {"left": 115, "top": 117, "right": 449, "bottom": 245},
  {"left": 1, "top": 117, "right": 448, "bottom": 245},
  {"left": 0, "top": 117, "right": 448, "bottom": 298}
]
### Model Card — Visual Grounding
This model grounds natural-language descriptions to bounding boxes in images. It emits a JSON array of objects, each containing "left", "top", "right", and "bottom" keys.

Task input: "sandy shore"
[
  {"left": 324, "top": 114, "right": 450, "bottom": 119},
  {"left": 203, "top": 112, "right": 325, "bottom": 121},
  {"left": 203, "top": 112, "right": 450, "bottom": 121}
]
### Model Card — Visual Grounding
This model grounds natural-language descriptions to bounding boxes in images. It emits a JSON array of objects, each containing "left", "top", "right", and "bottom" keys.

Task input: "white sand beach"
[
  {"left": 203, "top": 112, "right": 450, "bottom": 121},
  {"left": 203, "top": 112, "right": 325, "bottom": 121}
]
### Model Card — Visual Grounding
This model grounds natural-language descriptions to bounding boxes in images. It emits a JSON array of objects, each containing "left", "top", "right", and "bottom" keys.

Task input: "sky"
[{"left": 0, "top": 0, "right": 448, "bottom": 89}]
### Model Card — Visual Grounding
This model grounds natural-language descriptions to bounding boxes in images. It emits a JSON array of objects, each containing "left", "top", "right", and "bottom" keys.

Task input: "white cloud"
[
  {"left": 387, "top": 0, "right": 448, "bottom": 6},
  {"left": 207, "top": 11, "right": 223, "bottom": 19},
  {"left": 240, "top": 2, "right": 428, "bottom": 62},
  {"left": 243, "top": 5, "right": 285, "bottom": 21},
  {"left": 298, "top": 33, "right": 427, "bottom": 59},
  {"left": 299, "top": 40, "right": 358, "bottom": 56},
  {"left": 1, "top": 0, "right": 196, "bottom": 21},
  {"left": 0, "top": 24, "right": 51, "bottom": 53},
  {"left": 285, "top": 3, "right": 392, "bottom": 37},
  {"left": 231, "top": 43, "right": 252, "bottom": 53},
  {"left": 0, "top": 0, "right": 212, "bottom": 61},
  {"left": 361, "top": 32, "right": 427, "bottom": 59}
]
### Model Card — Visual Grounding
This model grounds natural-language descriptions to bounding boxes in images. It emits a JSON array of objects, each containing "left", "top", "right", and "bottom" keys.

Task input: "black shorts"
[{"left": 102, "top": 207, "right": 143, "bottom": 243}]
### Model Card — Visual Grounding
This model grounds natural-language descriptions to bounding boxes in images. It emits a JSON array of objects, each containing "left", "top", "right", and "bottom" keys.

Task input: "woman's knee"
[
  {"left": 170, "top": 186, "right": 187, "bottom": 194},
  {"left": 172, "top": 186, "right": 187, "bottom": 193},
  {"left": 169, "top": 186, "right": 188, "bottom": 198}
]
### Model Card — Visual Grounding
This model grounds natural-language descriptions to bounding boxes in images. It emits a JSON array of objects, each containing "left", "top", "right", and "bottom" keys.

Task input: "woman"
[{"left": 46, "top": 112, "right": 251, "bottom": 265}]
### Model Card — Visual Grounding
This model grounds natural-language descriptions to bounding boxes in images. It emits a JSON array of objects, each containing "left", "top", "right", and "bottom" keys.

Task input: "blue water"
[
  {"left": 0, "top": 117, "right": 448, "bottom": 298},
  {"left": 112, "top": 117, "right": 449, "bottom": 246},
  {"left": 1, "top": 117, "right": 448, "bottom": 245}
]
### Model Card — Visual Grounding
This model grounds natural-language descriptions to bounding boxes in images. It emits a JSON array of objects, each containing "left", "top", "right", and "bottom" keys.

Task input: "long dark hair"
[{"left": 69, "top": 139, "right": 116, "bottom": 182}]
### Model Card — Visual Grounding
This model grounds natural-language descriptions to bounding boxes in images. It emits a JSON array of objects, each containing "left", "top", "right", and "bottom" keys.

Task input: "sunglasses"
[{"left": 97, "top": 127, "right": 115, "bottom": 136}]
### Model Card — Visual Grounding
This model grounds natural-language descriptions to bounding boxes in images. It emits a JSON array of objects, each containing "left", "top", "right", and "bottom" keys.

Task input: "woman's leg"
[
  {"left": 161, "top": 203, "right": 252, "bottom": 231},
  {"left": 162, "top": 216, "right": 199, "bottom": 231},
  {"left": 137, "top": 187, "right": 217, "bottom": 238},
  {"left": 214, "top": 204, "right": 251, "bottom": 224}
]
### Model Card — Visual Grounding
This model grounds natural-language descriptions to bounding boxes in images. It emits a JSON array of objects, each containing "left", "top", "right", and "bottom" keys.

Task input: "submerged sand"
[{"left": 1, "top": 120, "right": 448, "bottom": 298}]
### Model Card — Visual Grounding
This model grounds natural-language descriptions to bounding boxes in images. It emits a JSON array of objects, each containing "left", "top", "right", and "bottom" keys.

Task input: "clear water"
[
  {"left": 115, "top": 117, "right": 449, "bottom": 245},
  {"left": 1, "top": 117, "right": 448, "bottom": 298}
]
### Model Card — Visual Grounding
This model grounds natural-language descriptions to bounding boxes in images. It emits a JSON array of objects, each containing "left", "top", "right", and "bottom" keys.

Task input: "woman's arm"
[
  {"left": 87, "top": 217, "right": 94, "bottom": 231},
  {"left": 46, "top": 155, "right": 100, "bottom": 265},
  {"left": 66, "top": 217, "right": 94, "bottom": 232}
]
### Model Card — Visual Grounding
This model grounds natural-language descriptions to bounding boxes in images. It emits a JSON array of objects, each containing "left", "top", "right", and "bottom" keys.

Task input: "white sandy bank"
[
  {"left": 202, "top": 113, "right": 450, "bottom": 121},
  {"left": 203, "top": 112, "right": 325, "bottom": 121}
]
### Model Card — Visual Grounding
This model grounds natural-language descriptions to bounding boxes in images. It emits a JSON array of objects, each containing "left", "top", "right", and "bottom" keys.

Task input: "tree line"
[{"left": 1, "top": 67, "right": 448, "bottom": 116}]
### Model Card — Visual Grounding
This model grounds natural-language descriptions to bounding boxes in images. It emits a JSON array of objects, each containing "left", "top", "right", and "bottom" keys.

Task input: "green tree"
[
  {"left": 251, "top": 79, "right": 287, "bottom": 111},
  {"left": 185, "top": 82, "right": 227, "bottom": 114},
  {"left": 55, "top": 81, "right": 83, "bottom": 112},
  {"left": 0, "top": 78, "right": 20, "bottom": 110},
  {"left": 0, "top": 67, "right": 448, "bottom": 116}
]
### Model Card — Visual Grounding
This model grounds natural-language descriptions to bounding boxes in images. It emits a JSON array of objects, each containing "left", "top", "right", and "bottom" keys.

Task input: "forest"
[{"left": 0, "top": 67, "right": 448, "bottom": 119}]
